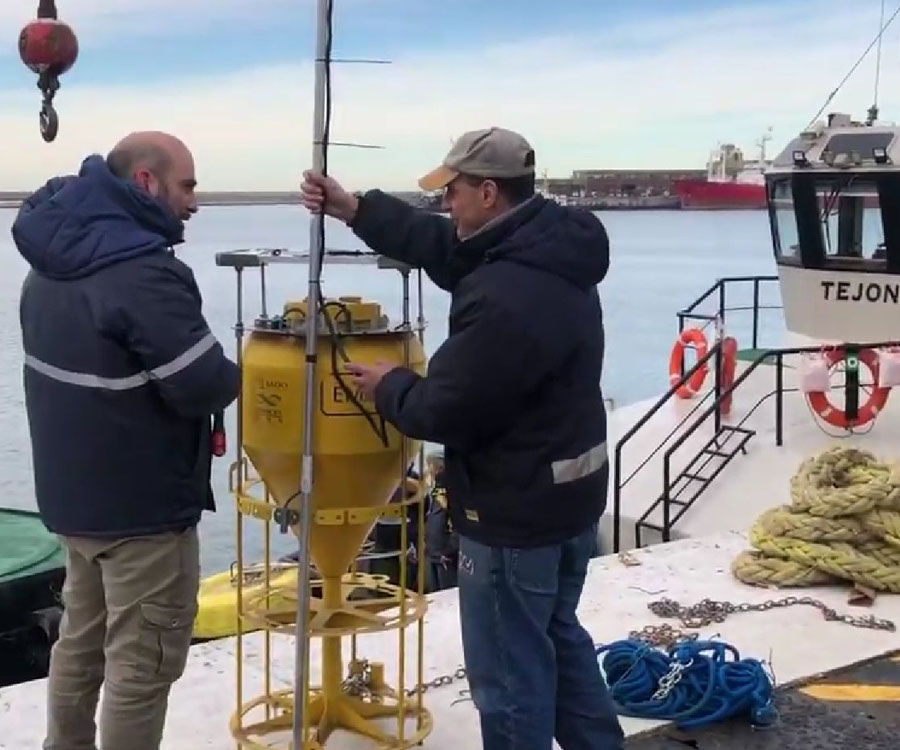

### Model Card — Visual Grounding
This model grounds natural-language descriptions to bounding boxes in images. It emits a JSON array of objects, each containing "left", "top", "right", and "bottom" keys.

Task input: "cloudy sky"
[{"left": 1, "top": 0, "right": 898, "bottom": 191}]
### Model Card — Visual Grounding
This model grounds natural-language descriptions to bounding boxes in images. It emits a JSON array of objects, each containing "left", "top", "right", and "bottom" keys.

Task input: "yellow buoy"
[
  {"left": 242, "top": 297, "right": 423, "bottom": 581},
  {"left": 230, "top": 295, "right": 432, "bottom": 749},
  {"left": 193, "top": 561, "right": 307, "bottom": 640}
]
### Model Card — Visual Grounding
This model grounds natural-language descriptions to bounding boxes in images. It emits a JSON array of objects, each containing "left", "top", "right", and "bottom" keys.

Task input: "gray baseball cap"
[{"left": 418, "top": 127, "right": 536, "bottom": 192}]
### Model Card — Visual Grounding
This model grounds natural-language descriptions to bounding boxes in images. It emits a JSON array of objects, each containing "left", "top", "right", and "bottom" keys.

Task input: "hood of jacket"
[
  {"left": 11, "top": 154, "right": 185, "bottom": 280},
  {"left": 455, "top": 195, "right": 610, "bottom": 290}
]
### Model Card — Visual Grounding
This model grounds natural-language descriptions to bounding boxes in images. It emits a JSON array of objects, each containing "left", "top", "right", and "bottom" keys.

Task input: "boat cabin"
[{"left": 767, "top": 112, "right": 900, "bottom": 343}]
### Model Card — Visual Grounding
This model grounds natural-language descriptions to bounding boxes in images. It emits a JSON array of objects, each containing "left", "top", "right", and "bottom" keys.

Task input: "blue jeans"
[
  {"left": 457, "top": 527, "right": 624, "bottom": 750},
  {"left": 427, "top": 559, "right": 459, "bottom": 592}
]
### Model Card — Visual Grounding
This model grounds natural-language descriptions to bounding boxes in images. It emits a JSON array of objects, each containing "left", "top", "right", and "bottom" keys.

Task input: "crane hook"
[
  {"left": 19, "top": 1, "right": 78, "bottom": 143},
  {"left": 37, "top": 71, "right": 60, "bottom": 142},
  {"left": 40, "top": 100, "right": 59, "bottom": 143}
]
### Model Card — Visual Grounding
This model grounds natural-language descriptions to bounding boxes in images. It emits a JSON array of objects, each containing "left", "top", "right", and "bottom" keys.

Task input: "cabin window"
[
  {"left": 770, "top": 179, "right": 800, "bottom": 259},
  {"left": 768, "top": 175, "right": 887, "bottom": 270},
  {"left": 819, "top": 179, "right": 885, "bottom": 264}
]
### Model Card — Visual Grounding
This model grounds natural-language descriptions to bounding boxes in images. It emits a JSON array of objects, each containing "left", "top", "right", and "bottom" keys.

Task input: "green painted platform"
[
  {"left": 0, "top": 508, "right": 64, "bottom": 584},
  {"left": 736, "top": 348, "right": 794, "bottom": 366}
]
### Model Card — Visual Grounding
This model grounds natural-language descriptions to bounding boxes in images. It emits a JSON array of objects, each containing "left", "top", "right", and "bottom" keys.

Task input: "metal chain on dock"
[
  {"left": 628, "top": 623, "right": 699, "bottom": 649},
  {"left": 650, "top": 655, "right": 694, "bottom": 702},
  {"left": 645, "top": 594, "right": 896, "bottom": 634},
  {"left": 341, "top": 660, "right": 375, "bottom": 699},
  {"left": 404, "top": 666, "right": 469, "bottom": 697},
  {"left": 341, "top": 658, "right": 468, "bottom": 699}
]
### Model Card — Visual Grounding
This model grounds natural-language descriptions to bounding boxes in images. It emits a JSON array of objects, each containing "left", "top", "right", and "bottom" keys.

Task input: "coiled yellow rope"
[{"left": 732, "top": 446, "right": 900, "bottom": 593}]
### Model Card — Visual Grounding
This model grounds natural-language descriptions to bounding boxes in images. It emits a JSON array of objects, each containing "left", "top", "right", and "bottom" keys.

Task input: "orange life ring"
[
  {"left": 719, "top": 336, "right": 738, "bottom": 416},
  {"left": 669, "top": 328, "right": 709, "bottom": 399},
  {"left": 806, "top": 348, "right": 890, "bottom": 429}
]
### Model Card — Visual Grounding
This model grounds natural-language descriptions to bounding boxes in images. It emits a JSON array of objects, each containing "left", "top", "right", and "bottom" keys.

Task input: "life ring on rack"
[
  {"left": 806, "top": 348, "right": 890, "bottom": 429},
  {"left": 669, "top": 328, "right": 709, "bottom": 399},
  {"left": 719, "top": 336, "right": 738, "bottom": 416}
]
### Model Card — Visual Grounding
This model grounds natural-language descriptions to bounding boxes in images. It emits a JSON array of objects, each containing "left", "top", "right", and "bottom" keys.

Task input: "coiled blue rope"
[{"left": 595, "top": 638, "right": 778, "bottom": 730}]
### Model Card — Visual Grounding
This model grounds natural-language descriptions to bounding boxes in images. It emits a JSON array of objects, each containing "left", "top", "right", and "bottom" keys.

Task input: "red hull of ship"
[{"left": 673, "top": 179, "right": 767, "bottom": 210}]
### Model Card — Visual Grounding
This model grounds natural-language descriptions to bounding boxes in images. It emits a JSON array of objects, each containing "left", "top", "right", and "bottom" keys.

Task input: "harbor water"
[{"left": 0, "top": 205, "right": 784, "bottom": 573}]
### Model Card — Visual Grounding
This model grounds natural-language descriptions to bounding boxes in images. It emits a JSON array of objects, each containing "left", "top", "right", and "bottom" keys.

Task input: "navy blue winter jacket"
[
  {"left": 352, "top": 191, "right": 610, "bottom": 548},
  {"left": 12, "top": 155, "right": 240, "bottom": 538}
]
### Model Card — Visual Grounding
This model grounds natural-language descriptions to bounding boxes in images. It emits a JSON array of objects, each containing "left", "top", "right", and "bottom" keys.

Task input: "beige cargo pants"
[{"left": 42, "top": 526, "right": 200, "bottom": 750}]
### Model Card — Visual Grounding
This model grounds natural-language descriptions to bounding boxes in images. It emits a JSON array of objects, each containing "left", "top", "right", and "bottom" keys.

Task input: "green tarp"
[
  {"left": 0, "top": 508, "right": 64, "bottom": 584},
  {"left": 736, "top": 348, "right": 787, "bottom": 366}
]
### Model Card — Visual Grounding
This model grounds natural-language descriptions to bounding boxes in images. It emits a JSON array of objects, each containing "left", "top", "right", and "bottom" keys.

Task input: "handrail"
[
  {"left": 678, "top": 275, "right": 779, "bottom": 316},
  {"left": 611, "top": 274, "right": 779, "bottom": 552},
  {"left": 619, "top": 384, "right": 715, "bottom": 489},
  {"left": 658, "top": 338, "right": 900, "bottom": 541},
  {"left": 629, "top": 382, "right": 802, "bottom": 547},
  {"left": 611, "top": 341, "right": 723, "bottom": 552},
  {"left": 677, "top": 275, "right": 779, "bottom": 349}
]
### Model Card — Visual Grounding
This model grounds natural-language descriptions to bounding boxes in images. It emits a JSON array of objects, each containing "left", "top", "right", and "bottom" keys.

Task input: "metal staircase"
[
  {"left": 634, "top": 424, "right": 755, "bottom": 547},
  {"left": 611, "top": 276, "right": 781, "bottom": 553}
]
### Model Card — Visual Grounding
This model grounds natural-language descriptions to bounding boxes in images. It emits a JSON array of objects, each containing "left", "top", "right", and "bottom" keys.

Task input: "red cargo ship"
[{"left": 673, "top": 130, "right": 772, "bottom": 210}]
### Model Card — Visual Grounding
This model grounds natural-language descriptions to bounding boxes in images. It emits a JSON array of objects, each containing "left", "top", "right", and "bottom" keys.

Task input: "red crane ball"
[{"left": 19, "top": 18, "right": 79, "bottom": 77}]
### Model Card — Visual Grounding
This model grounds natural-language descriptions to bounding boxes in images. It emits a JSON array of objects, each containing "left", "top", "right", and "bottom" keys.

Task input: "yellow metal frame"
[
  {"left": 229, "top": 461, "right": 432, "bottom": 750},
  {"left": 226, "top": 315, "right": 433, "bottom": 750},
  {"left": 231, "top": 473, "right": 430, "bottom": 637}
]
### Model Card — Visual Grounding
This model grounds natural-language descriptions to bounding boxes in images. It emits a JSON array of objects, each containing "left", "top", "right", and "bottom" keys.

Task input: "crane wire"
[{"left": 805, "top": 0, "right": 900, "bottom": 129}]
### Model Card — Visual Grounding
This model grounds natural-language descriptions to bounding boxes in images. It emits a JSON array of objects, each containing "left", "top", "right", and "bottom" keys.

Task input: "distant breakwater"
[{"left": 0, "top": 191, "right": 428, "bottom": 209}]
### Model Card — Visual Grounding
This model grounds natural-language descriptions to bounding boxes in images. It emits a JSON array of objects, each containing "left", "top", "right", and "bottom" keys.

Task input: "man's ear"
[{"left": 481, "top": 180, "right": 500, "bottom": 207}]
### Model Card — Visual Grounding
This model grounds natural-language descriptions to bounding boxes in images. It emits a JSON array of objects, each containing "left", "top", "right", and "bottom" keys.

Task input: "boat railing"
[
  {"left": 654, "top": 338, "right": 900, "bottom": 543},
  {"left": 677, "top": 275, "right": 780, "bottom": 350},
  {"left": 611, "top": 341, "right": 723, "bottom": 552},
  {"left": 612, "top": 275, "right": 781, "bottom": 551}
]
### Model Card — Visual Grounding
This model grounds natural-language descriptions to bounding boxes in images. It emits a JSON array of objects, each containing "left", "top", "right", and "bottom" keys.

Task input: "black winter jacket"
[
  {"left": 352, "top": 191, "right": 610, "bottom": 548},
  {"left": 11, "top": 155, "right": 240, "bottom": 539}
]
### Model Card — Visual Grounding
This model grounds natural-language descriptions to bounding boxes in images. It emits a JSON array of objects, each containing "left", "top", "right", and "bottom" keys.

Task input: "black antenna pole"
[{"left": 868, "top": 0, "right": 887, "bottom": 125}]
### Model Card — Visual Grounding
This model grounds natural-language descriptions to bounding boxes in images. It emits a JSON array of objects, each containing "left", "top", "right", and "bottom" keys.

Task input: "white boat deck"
[
  {"left": 2, "top": 531, "right": 899, "bottom": 749},
  {"left": 601, "top": 344, "right": 900, "bottom": 552}
]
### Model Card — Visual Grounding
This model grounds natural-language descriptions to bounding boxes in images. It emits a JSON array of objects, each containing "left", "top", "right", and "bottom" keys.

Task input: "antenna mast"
[
  {"left": 294, "top": 2, "right": 390, "bottom": 746},
  {"left": 868, "top": 0, "right": 887, "bottom": 124},
  {"left": 292, "top": 1, "right": 330, "bottom": 745}
]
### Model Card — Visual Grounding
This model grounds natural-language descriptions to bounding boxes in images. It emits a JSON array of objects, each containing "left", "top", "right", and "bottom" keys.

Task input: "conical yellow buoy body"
[{"left": 241, "top": 296, "right": 426, "bottom": 578}]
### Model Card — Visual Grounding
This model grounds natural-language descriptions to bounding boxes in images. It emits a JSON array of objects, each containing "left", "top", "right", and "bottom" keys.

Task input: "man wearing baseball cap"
[{"left": 301, "top": 127, "right": 623, "bottom": 750}]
